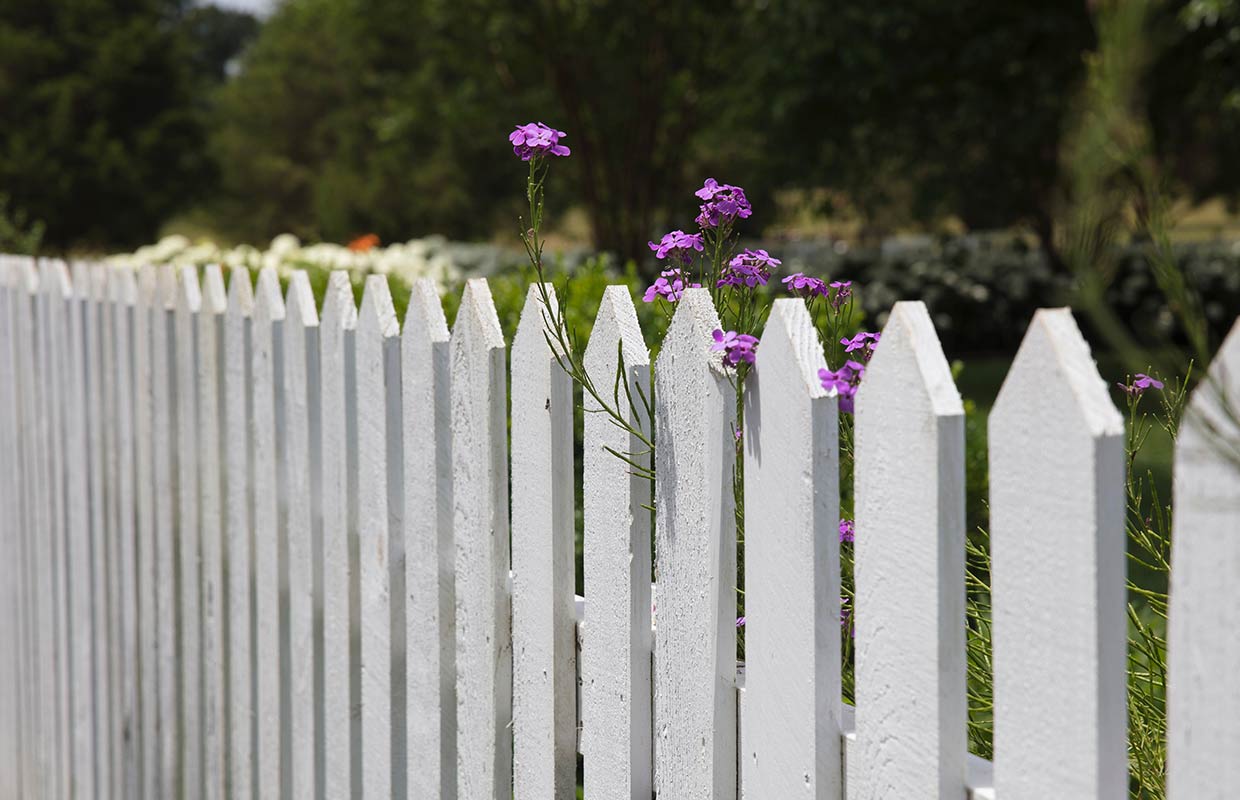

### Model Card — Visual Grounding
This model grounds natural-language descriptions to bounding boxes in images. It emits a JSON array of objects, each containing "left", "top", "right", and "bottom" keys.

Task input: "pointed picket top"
[
  {"left": 199, "top": 265, "right": 226, "bottom": 316},
  {"left": 321, "top": 270, "right": 357, "bottom": 331},
  {"left": 742, "top": 297, "right": 840, "bottom": 799},
  {"left": 851, "top": 300, "right": 966, "bottom": 799},
  {"left": 454, "top": 277, "right": 506, "bottom": 352},
  {"left": 1168, "top": 317, "right": 1240, "bottom": 799},
  {"left": 284, "top": 270, "right": 319, "bottom": 329},
  {"left": 652, "top": 286, "right": 737, "bottom": 800},
  {"left": 404, "top": 276, "right": 450, "bottom": 343},
  {"left": 156, "top": 263, "right": 178, "bottom": 311},
  {"left": 138, "top": 263, "right": 159, "bottom": 309},
  {"left": 583, "top": 285, "right": 647, "bottom": 376},
  {"left": 111, "top": 265, "right": 138, "bottom": 307},
  {"left": 580, "top": 284, "right": 651, "bottom": 800},
  {"left": 177, "top": 264, "right": 202, "bottom": 315},
  {"left": 992, "top": 308, "right": 1122, "bottom": 438},
  {"left": 70, "top": 261, "right": 90, "bottom": 299},
  {"left": 989, "top": 308, "right": 1126, "bottom": 800},
  {"left": 358, "top": 274, "right": 398, "bottom": 339},
  {"left": 16, "top": 256, "right": 37, "bottom": 294},
  {"left": 253, "top": 266, "right": 285, "bottom": 326},
  {"left": 858, "top": 299, "right": 963, "bottom": 416},
  {"left": 226, "top": 267, "right": 253, "bottom": 318},
  {"left": 512, "top": 282, "right": 566, "bottom": 360},
  {"left": 47, "top": 259, "right": 72, "bottom": 299}
]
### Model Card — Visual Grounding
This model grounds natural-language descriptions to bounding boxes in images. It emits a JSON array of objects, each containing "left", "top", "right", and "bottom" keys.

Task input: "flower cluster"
[
  {"left": 829, "top": 280, "right": 852, "bottom": 309},
  {"left": 1118, "top": 373, "right": 1164, "bottom": 398},
  {"left": 718, "top": 248, "right": 780, "bottom": 289},
  {"left": 839, "top": 518, "right": 855, "bottom": 543},
  {"left": 819, "top": 360, "right": 866, "bottom": 413},
  {"left": 781, "top": 272, "right": 829, "bottom": 297},
  {"left": 642, "top": 268, "right": 700, "bottom": 303},
  {"left": 841, "top": 331, "right": 881, "bottom": 362},
  {"left": 695, "top": 178, "right": 752, "bottom": 229},
  {"left": 509, "top": 122, "right": 571, "bottom": 161},
  {"left": 648, "top": 230, "right": 705, "bottom": 264},
  {"left": 712, "top": 329, "right": 759, "bottom": 367}
]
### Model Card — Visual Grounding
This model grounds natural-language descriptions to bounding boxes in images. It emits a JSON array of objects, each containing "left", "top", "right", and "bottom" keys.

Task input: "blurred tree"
[
  {"left": 0, "top": 0, "right": 226, "bottom": 250},
  {"left": 181, "top": 4, "right": 261, "bottom": 83}
]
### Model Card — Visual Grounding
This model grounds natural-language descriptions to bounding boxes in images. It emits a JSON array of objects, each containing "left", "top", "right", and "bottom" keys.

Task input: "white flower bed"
[{"left": 107, "top": 234, "right": 465, "bottom": 290}]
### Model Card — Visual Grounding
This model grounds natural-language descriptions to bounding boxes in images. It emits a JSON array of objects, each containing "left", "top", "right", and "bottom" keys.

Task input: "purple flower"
[
  {"left": 782, "top": 272, "right": 829, "bottom": 297},
  {"left": 829, "top": 280, "right": 852, "bottom": 310},
  {"left": 711, "top": 328, "right": 759, "bottom": 367},
  {"left": 736, "top": 616, "right": 746, "bottom": 628},
  {"left": 1118, "top": 373, "right": 1165, "bottom": 398},
  {"left": 839, "top": 518, "right": 855, "bottom": 543},
  {"left": 642, "top": 268, "right": 700, "bottom": 304},
  {"left": 841, "top": 331, "right": 881, "bottom": 362},
  {"left": 509, "top": 122, "right": 571, "bottom": 161},
  {"left": 718, "top": 248, "right": 780, "bottom": 288},
  {"left": 818, "top": 360, "right": 866, "bottom": 413},
  {"left": 840, "top": 597, "right": 854, "bottom": 638},
  {"left": 649, "top": 230, "right": 705, "bottom": 265},
  {"left": 694, "top": 178, "right": 753, "bottom": 229}
]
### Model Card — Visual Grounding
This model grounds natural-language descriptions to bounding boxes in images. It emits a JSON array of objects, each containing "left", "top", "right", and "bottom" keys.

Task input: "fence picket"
[
  {"left": 652, "top": 287, "right": 737, "bottom": 800},
  {"left": 451, "top": 278, "right": 512, "bottom": 800},
  {"left": 355, "top": 275, "right": 400, "bottom": 799},
  {"left": 152, "top": 265, "right": 183, "bottom": 797},
  {"left": 61, "top": 263, "right": 96, "bottom": 800},
  {"left": 135, "top": 264, "right": 160, "bottom": 798},
  {"left": 224, "top": 267, "right": 255, "bottom": 800},
  {"left": 851, "top": 300, "right": 966, "bottom": 798},
  {"left": 110, "top": 266, "right": 141, "bottom": 797},
  {"left": 1168, "top": 319, "right": 1240, "bottom": 798},
  {"left": 42, "top": 261, "right": 74, "bottom": 798},
  {"left": 0, "top": 260, "right": 18, "bottom": 797},
  {"left": 13, "top": 259, "right": 44, "bottom": 798},
  {"left": 511, "top": 284, "right": 576, "bottom": 800},
  {"left": 990, "top": 308, "right": 1126, "bottom": 800},
  {"left": 319, "top": 271, "right": 357, "bottom": 800},
  {"left": 742, "top": 298, "right": 841, "bottom": 798},
  {"left": 402, "top": 277, "right": 455, "bottom": 800},
  {"left": 580, "top": 285, "right": 652, "bottom": 800},
  {"left": 176, "top": 265, "right": 205, "bottom": 800},
  {"left": 283, "top": 271, "right": 320, "bottom": 800},
  {"left": 252, "top": 267, "right": 285, "bottom": 799},
  {"left": 193, "top": 264, "right": 227, "bottom": 800}
]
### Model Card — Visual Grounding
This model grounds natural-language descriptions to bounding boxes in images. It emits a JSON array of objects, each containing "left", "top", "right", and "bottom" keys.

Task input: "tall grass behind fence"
[{"left": 1, "top": 254, "right": 1239, "bottom": 799}]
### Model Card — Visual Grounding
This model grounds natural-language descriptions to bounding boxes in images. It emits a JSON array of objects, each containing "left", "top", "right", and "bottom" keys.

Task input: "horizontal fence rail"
[{"left": 1, "top": 254, "right": 1239, "bottom": 799}]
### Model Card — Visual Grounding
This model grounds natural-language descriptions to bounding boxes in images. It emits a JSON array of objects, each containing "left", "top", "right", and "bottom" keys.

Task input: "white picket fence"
[{"left": 0, "top": 254, "right": 1238, "bottom": 800}]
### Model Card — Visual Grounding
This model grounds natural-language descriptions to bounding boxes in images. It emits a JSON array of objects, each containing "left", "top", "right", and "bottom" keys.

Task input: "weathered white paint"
[
  {"left": 14, "top": 259, "right": 46, "bottom": 799},
  {"left": 1168, "top": 318, "right": 1240, "bottom": 799},
  {"left": 401, "top": 277, "right": 456, "bottom": 800},
  {"left": 652, "top": 287, "right": 737, "bottom": 800},
  {"left": 224, "top": 267, "right": 255, "bottom": 800},
  {"left": 135, "top": 264, "right": 161, "bottom": 799},
  {"left": 355, "top": 275, "right": 398, "bottom": 800},
  {"left": 451, "top": 278, "right": 512, "bottom": 800},
  {"left": 990, "top": 308, "right": 1126, "bottom": 800},
  {"left": 851, "top": 300, "right": 967, "bottom": 799},
  {"left": 510, "top": 284, "right": 577, "bottom": 800},
  {"left": 580, "top": 285, "right": 653, "bottom": 800},
  {"left": 64, "top": 263, "right": 96, "bottom": 800},
  {"left": 742, "top": 298, "right": 841, "bottom": 799},
  {"left": 154, "top": 264, "right": 182, "bottom": 798},
  {"left": 44, "top": 262, "right": 74, "bottom": 799},
  {"left": 283, "top": 271, "right": 319, "bottom": 800},
  {"left": 251, "top": 267, "right": 285, "bottom": 800},
  {"left": 177, "top": 265, "right": 205, "bottom": 800},
  {"left": 0, "top": 260, "right": 19, "bottom": 797},
  {"left": 111, "top": 266, "right": 141, "bottom": 798},
  {"left": 318, "top": 271, "right": 357, "bottom": 800},
  {"left": 197, "top": 265, "right": 228, "bottom": 800}
]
